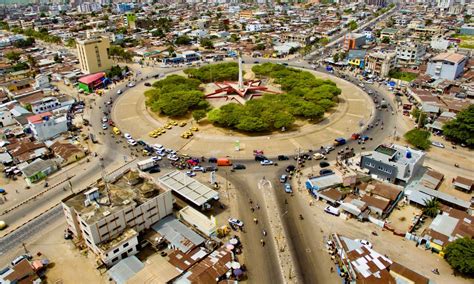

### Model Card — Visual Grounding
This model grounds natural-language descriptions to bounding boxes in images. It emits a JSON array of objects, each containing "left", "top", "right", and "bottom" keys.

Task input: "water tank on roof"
[
  {"left": 43, "top": 116, "right": 49, "bottom": 121},
  {"left": 406, "top": 149, "right": 412, "bottom": 159}
]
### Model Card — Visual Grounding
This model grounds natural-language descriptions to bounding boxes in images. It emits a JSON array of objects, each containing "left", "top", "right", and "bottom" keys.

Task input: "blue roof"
[{"left": 107, "top": 256, "right": 144, "bottom": 284}]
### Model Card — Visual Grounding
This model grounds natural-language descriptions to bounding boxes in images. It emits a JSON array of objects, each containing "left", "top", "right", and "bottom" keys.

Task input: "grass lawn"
[
  {"left": 389, "top": 71, "right": 418, "bottom": 82},
  {"left": 452, "top": 34, "right": 474, "bottom": 49}
]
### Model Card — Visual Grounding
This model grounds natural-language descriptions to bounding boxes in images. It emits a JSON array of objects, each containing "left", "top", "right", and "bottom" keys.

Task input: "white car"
[
  {"left": 167, "top": 154, "right": 179, "bottom": 161},
  {"left": 260, "top": 159, "right": 274, "bottom": 166},
  {"left": 127, "top": 82, "right": 136, "bottom": 87},
  {"left": 102, "top": 116, "right": 108, "bottom": 123},
  {"left": 151, "top": 156, "right": 162, "bottom": 161},
  {"left": 153, "top": 144, "right": 164, "bottom": 151},
  {"left": 431, "top": 141, "right": 445, "bottom": 148},
  {"left": 127, "top": 139, "right": 137, "bottom": 146},
  {"left": 117, "top": 89, "right": 122, "bottom": 95},
  {"left": 186, "top": 171, "right": 196, "bottom": 177},
  {"left": 313, "top": 153, "right": 325, "bottom": 160},
  {"left": 228, "top": 218, "right": 244, "bottom": 227},
  {"left": 124, "top": 133, "right": 132, "bottom": 140},
  {"left": 355, "top": 239, "right": 373, "bottom": 249},
  {"left": 102, "top": 124, "right": 108, "bottom": 130},
  {"left": 192, "top": 166, "right": 206, "bottom": 172}
]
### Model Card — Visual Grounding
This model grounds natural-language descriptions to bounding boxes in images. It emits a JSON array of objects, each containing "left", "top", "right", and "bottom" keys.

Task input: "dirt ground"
[
  {"left": 386, "top": 205, "right": 422, "bottom": 232},
  {"left": 1, "top": 218, "right": 108, "bottom": 284}
]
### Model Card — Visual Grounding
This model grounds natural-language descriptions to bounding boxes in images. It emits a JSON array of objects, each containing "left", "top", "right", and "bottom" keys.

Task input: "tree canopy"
[
  {"left": 444, "top": 237, "right": 474, "bottom": 276},
  {"left": 442, "top": 105, "right": 474, "bottom": 148},
  {"left": 145, "top": 75, "right": 209, "bottom": 117},
  {"left": 404, "top": 128, "right": 431, "bottom": 150},
  {"left": 184, "top": 62, "right": 239, "bottom": 83}
]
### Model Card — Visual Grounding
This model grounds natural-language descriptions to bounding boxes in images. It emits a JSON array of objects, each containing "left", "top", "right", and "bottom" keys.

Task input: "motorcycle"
[{"left": 299, "top": 214, "right": 304, "bottom": 220}]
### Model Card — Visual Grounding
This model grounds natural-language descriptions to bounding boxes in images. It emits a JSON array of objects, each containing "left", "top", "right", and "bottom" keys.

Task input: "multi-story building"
[
  {"left": 27, "top": 112, "right": 68, "bottom": 141},
  {"left": 343, "top": 33, "right": 366, "bottom": 51},
  {"left": 364, "top": 51, "right": 396, "bottom": 77},
  {"left": 396, "top": 41, "right": 426, "bottom": 66},
  {"left": 76, "top": 36, "right": 114, "bottom": 74},
  {"left": 30, "top": 97, "right": 63, "bottom": 114},
  {"left": 61, "top": 169, "right": 173, "bottom": 266},
  {"left": 0, "top": 104, "right": 16, "bottom": 127},
  {"left": 460, "top": 23, "right": 474, "bottom": 35},
  {"left": 426, "top": 52, "right": 467, "bottom": 80},
  {"left": 360, "top": 144, "right": 425, "bottom": 185}
]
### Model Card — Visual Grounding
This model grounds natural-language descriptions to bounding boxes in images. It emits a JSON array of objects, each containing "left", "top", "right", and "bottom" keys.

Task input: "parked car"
[
  {"left": 228, "top": 218, "right": 244, "bottom": 227},
  {"left": 319, "top": 161, "right": 330, "bottom": 168},
  {"left": 324, "top": 205, "right": 340, "bottom": 216},
  {"left": 260, "top": 160, "right": 274, "bottom": 166},
  {"left": 278, "top": 155, "right": 289, "bottom": 160},
  {"left": 151, "top": 156, "right": 162, "bottom": 161},
  {"left": 255, "top": 155, "right": 267, "bottom": 162},
  {"left": 319, "top": 169, "right": 334, "bottom": 176},
  {"left": 102, "top": 124, "right": 108, "bottom": 130},
  {"left": 127, "top": 139, "right": 137, "bottom": 146},
  {"left": 193, "top": 166, "right": 206, "bottom": 172},
  {"left": 205, "top": 166, "right": 218, "bottom": 172},
  {"left": 431, "top": 141, "right": 445, "bottom": 148},
  {"left": 286, "top": 165, "right": 296, "bottom": 172},
  {"left": 137, "top": 140, "right": 147, "bottom": 146},
  {"left": 148, "top": 166, "right": 161, "bottom": 173},
  {"left": 313, "top": 153, "right": 325, "bottom": 160},
  {"left": 127, "top": 82, "right": 136, "bottom": 87},
  {"left": 186, "top": 171, "right": 196, "bottom": 177},
  {"left": 284, "top": 183, "right": 292, "bottom": 193},
  {"left": 355, "top": 239, "right": 373, "bottom": 248},
  {"left": 232, "top": 164, "right": 246, "bottom": 170},
  {"left": 102, "top": 116, "right": 108, "bottom": 123},
  {"left": 280, "top": 175, "right": 288, "bottom": 183},
  {"left": 117, "top": 89, "right": 122, "bottom": 95},
  {"left": 124, "top": 133, "right": 132, "bottom": 140},
  {"left": 144, "top": 82, "right": 151, "bottom": 87},
  {"left": 167, "top": 154, "right": 179, "bottom": 161}
]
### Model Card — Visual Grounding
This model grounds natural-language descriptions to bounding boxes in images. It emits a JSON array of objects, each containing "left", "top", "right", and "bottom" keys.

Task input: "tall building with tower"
[{"left": 76, "top": 36, "right": 114, "bottom": 74}]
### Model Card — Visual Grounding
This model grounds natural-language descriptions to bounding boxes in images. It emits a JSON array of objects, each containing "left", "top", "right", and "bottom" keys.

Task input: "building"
[
  {"left": 365, "top": 51, "right": 396, "bottom": 77},
  {"left": 77, "top": 72, "right": 109, "bottom": 93},
  {"left": 328, "top": 234, "right": 430, "bottom": 284},
  {"left": 396, "top": 41, "right": 426, "bottom": 66},
  {"left": 452, "top": 176, "right": 473, "bottom": 193},
  {"left": 116, "top": 3, "right": 134, "bottom": 13},
  {"left": 460, "top": 23, "right": 474, "bottom": 35},
  {"left": 347, "top": 50, "right": 367, "bottom": 68},
  {"left": 0, "top": 259, "right": 41, "bottom": 283},
  {"left": 76, "top": 37, "right": 114, "bottom": 74},
  {"left": 50, "top": 141, "right": 86, "bottom": 165},
  {"left": 365, "top": 0, "right": 387, "bottom": 6},
  {"left": 61, "top": 169, "right": 173, "bottom": 266},
  {"left": 426, "top": 53, "right": 467, "bottom": 80},
  {"left": 360, "top": 144, "right": 425, "bottom": 185},
  {"left": 27, "top": 112, "right": 68, "bottom": 141},
  {"left": 421, "top": 207, "right": 474, "bottom": 253},
  {"left": 0, "top": 105, "right": 16, "bottom": 127},
  {"left": 30, "top": 97, "right": 61, "bottom": 114},
  {"left": 343, "top": 33, "right": 366, "bottom": 51},
  {"left": 20, "top": 158, "right": 58, "bottom": 184}
]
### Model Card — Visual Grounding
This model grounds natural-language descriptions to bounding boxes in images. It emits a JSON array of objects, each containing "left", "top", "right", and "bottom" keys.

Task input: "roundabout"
[{"left": 112, "top": 63, "right": 375, "bottom": 158}]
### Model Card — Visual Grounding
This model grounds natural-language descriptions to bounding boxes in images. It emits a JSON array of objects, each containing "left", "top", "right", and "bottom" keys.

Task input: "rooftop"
[
  {"left": 431, "top": 53, "right": 466, "bottom": 64},
  {"left": 63, "top": 169, "right": 166, "bottom": 224},
  {"left": 158, "top": 170, "right": 219, "bottom": 207},
  {"left": 374, "top": 145, "right": 397, "bottom": 157},
  {"left": 27, "top": 111, "right": 53, "bottom": 124}
]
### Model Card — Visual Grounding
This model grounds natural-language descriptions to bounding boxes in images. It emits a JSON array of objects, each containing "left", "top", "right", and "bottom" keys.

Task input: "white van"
[{"left": 324, "top": 205, "right": 340, "bottom": 216}]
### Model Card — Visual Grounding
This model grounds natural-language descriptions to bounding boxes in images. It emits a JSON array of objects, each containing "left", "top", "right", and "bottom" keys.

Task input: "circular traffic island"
[{"left": 112, "top": 62, "right": 375, "bottom": 158}]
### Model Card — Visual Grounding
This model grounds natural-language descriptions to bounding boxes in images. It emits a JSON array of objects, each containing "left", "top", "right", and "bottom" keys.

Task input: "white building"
[
  {"left": 246, "top": 22, "right": 263, "bottom": 32},
  {"left": 396, "top": 42, "right": 426, "bottom": 65},
  {"left": 27, "top": 112, "right": 68, "bottom": 141},
  {"left": 33, "top": 74, "right": 50, "bottom": 90},
  {"left": 0, "top": 105, "right": 16, "bottom": 127},
  {"left": 62, "top": 169, "right": 173, "bottom": 266},
  {"left": 30, "top": 97, "right": 62, "bottom": 114},
  {"left": 426, "top": 53, "right": 467, "bottom": 80}
]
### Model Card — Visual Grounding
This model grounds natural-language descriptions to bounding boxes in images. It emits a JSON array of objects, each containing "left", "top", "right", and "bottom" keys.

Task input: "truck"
[
  {"left": 89, "top": 133, "right": 98, "bottom": 144},
  {"left": 217, "top": 158, "right": 232, "bottom": 166},
  {"left": 137, "top": 158, "right": 159, "bottom": 171},
  {"left": 334, "top": 138, "right": 346, "bottom": 146}
]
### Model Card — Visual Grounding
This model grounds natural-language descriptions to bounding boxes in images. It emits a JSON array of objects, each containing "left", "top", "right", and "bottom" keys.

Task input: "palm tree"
[{"left": 423, "top": 198, "right": 440, "bottom": 218}]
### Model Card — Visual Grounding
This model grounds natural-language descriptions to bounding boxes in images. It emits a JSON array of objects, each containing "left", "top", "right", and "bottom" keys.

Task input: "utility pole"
[{"left": 22, "top": 243, "right": 29, "bottom": 254}]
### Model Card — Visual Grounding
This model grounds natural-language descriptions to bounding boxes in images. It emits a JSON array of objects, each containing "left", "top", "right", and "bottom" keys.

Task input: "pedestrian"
[
  {"left": 256, "top": 204, "right": 260, "bottom": 210},
  {"left": 15, "top": 189, "right": 18, "bottom": 193},
  {"left": 251, "top": 207, "right": 255, "bottom": 213}
]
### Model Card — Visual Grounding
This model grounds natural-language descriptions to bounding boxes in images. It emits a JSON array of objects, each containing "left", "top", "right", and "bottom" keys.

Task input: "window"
[
  {"left": 123, "top": 242, "right": 129, "bottom": 248},
  {"left": 125, "top": 209, "right": 133, "bottom": 215},
  {"left": 99, "top": 223, "right": 107, "bottom": 229},
  {"left": 86, "top": 238, "right": 92, "bottom": 245},
  {"left": 113, "top": 248, "right": 119, "bottom": 254},
  {"left": 128, "top": 248, "right": 133, "bottom": 253},
  {"left": 112, "top": 257, "right": 118, "bottom": 263}
]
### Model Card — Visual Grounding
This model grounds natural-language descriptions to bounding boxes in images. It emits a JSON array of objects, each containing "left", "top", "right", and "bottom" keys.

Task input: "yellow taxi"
[
  {"left": 190, "top": 126, "right": 199, "bottom": 132},
  {"left": 165, "top": 125, "right": 172, "bottom": 129},
  {"left": 179, "top": 122, "right": 187, "bottom": 127}
]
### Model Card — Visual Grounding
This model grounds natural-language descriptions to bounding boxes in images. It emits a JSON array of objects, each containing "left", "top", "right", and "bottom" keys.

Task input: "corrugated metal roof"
[
  {"left": 107, "top": 256, "right": 144, "bottom": 284},
  {"left": 151, "top": 215, "right": 204, "bottom": 253}
]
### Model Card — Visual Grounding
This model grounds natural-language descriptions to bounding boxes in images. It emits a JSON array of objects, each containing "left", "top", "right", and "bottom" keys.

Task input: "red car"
[
  {"left": 108, "top": 120, "right": 115, "bottom": 126},
  {"left": 351, "top": 133, "right": 360, "bottom": 140}
]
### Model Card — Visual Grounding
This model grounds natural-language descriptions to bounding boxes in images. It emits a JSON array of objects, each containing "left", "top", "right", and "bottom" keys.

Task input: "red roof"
[
  {"left": 78, "top": 72, "right": 106, "bottom": 84},
  {"left": 27, "top": 112, "right": 52, "bottom": 124}
]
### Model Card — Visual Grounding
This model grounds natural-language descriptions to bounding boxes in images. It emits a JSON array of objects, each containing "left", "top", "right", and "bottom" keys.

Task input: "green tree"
[
  {"left": 0, "top": 21, "right": 9, "bottom": 30},
  {"left": 319, "top": 37, "right": 329, "bottom": 46},
  {"left": 200, "top": 38, "right": 214, "bottom": 49},
  {"left": 66, "top": 38, "right": 76, "bottom": 48},
  {"left": 26, "top": 55, "right": 37, "bottom": 69},
  {"left": 422, "top": 198, "right": 440, "bottom": 217},
  {"left": 192, "top": 109, "right": 207, "bottom": 122},
  {"left": 175, "top": 35, "right": 192, "bottom": 45},
  {"left": 404, "top": 128, "right": 431, "bottom": 150},
  {"left": 442, "top": 105, "right": 474, "bottom": 147},
  {"left": 381, "top": 36, "right": 390, "bottom": 44},
  {"left": 5, "top": 51, "right": 21, "bottom": 63},
  {"left": 348, "top": 20, "right": 358, "bottom": 31},
  {"left": 444, "top": 237, "right": 474, "bottom": 276}
]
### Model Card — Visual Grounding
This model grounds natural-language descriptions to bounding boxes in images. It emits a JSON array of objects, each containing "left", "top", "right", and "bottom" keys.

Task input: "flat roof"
[
  {"left": 63, "top": 169, "right": 166, "bottom": 224},
  {"left": 151, "top": 215, "right": 205, "bottom": 253},
  {"left": 374, "top": 145, "right": 397, "bottom": 157},
  {"left": 158, "top": 171, "right": 219, "bottom": 207}
]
